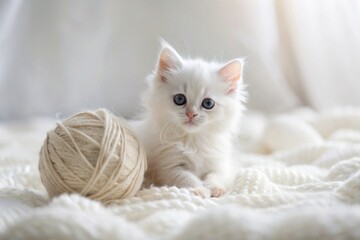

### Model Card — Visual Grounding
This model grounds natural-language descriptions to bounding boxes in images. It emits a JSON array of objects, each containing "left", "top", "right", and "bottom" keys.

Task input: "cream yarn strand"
[{"left": 38, "top": 109, "right": 147, "bottom": 204}]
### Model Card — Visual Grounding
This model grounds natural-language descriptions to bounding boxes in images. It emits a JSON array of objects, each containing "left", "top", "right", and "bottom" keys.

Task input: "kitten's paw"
[
  {"left": 210, "top": 186, "right": 226, "bottom": 198},
  {"left": 190, "top": 187, "right": 211, "bottom": 198}
]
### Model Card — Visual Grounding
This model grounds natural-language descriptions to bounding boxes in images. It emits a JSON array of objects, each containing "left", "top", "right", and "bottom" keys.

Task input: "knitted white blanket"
[{"left": 1, "top": 108, "right": 360, "bottom": 239}]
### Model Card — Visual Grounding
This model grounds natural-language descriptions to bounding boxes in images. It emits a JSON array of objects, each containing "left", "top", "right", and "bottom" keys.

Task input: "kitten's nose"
[{"left": 186, "top": 112, "right": 197, "bottom": 119}]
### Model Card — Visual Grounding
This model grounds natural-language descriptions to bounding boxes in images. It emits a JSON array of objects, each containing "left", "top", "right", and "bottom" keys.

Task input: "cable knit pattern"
[{"left": 1, "top": 108, "right": 360, "bottom": 239}]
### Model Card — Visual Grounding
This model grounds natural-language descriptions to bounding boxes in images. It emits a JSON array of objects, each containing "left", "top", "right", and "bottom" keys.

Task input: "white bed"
[{"left": 1, "top": 107, "right": 360, "bottom": 239}]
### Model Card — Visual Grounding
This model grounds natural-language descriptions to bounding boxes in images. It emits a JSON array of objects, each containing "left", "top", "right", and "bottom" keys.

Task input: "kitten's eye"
[
  {"left": 173, "top": 94, "right": 187, "bottom": 106},
  {"left": 202, "top": 98, "right": 215, "bottom": 109}
]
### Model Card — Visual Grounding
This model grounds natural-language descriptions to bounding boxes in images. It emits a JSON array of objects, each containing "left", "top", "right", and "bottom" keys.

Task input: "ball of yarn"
[{"left": 38, "top": 109, "right": 147, "bottom": 204}]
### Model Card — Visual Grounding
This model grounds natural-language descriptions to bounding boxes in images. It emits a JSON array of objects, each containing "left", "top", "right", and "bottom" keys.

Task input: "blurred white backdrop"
[{"left": 0, "top": 0, "right": 359, "bottom": 120}]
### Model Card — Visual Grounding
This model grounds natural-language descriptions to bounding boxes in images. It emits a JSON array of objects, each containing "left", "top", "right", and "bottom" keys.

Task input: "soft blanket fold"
[{"left": 1, "top": 108, "right": 360, "bottom": 239}]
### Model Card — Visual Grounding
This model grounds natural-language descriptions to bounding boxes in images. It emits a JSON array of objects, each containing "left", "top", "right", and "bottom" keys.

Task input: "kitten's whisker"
[
  {"left": 160, "top": 117, "right": 185, "bottom": 144},
  {"left": 176, "top": 126, "right": 180, "bottom": 136},
  {"left": 175, "top": 124, "right": 184, "bottom": 138},
  {"left": 173, "top": 117, "right": 186, "bottom": 138},
  {"left": 160, "top": 120, "right": 177, "bottom": 145},
  {"left": 160, "top": 121, "right": 172, "bottom": 145}
]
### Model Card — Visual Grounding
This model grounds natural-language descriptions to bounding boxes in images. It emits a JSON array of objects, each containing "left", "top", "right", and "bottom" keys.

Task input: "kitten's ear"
[
  {"left": 218, "top": 59, "right": 243, "bottom": 94},
  {"left": 157, "top": 42, "right": 183, "bottom": 82}
]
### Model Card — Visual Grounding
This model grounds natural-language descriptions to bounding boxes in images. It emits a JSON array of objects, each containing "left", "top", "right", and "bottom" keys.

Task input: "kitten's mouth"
[{"left": 184, "top": 120, "right": 196, "bottom": 126}]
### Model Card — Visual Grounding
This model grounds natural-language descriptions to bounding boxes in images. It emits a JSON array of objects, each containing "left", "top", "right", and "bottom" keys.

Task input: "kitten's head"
[{"left": 145, "top": 42, "right": 246, "bottom": 135}]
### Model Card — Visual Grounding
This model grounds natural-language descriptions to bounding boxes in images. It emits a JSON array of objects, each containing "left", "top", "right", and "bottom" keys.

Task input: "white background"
[{"left": 1, "top": 0, "right": 359, "bottom": 120}]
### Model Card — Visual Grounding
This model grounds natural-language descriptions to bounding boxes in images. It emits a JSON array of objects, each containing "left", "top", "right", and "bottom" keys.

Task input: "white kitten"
[{"left": 133, "top": 42, "right": 246, "bottom": 198}]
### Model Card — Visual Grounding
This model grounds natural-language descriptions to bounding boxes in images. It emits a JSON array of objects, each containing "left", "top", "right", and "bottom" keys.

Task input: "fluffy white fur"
[{"left": 133, "top": 42, "right": 246, "bottom": 198}]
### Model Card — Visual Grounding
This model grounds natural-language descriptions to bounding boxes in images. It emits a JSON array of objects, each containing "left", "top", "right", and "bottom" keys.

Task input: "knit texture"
[{"left": 1, "top": 107, "right": 360, "bottom": 239}]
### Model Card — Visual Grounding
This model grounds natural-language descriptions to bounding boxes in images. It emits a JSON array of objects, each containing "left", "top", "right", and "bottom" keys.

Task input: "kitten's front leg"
[
  {"left": 158, "top": 167, "right": 211, "bottom": 198},
  {"left": 204, "top": 172, "right": 226, "bottom": 198}
]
